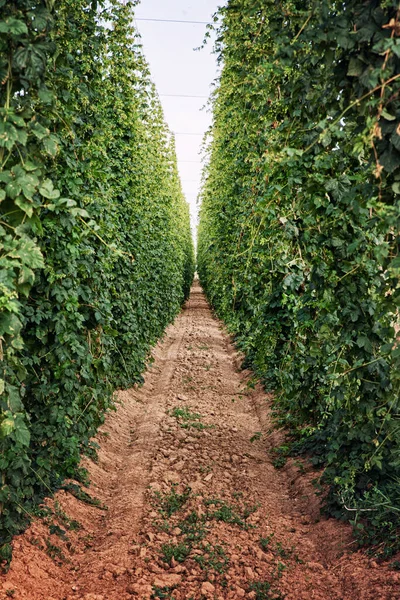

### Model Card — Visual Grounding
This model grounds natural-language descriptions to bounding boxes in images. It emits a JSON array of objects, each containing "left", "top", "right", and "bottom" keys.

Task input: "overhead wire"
[
  {"left": 134, "top": 15, "right": 212, "bottom": 198},
  {"left": 135, "top": 18, "right": 210, "bottom": 25},
  {"left": 160, "top": 93, "right": 208, "bottom": 99}
]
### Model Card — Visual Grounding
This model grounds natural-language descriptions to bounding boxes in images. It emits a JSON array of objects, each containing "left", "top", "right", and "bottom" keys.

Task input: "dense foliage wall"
[
  {"left": 0, "top": 0, "right": 194, "bottom": 566},
  {"left": 198, "top": 0, "right": 400, "bottom": 554}
]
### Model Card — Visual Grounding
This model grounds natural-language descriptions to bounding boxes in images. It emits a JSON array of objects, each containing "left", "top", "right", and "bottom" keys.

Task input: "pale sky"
[{"left": 134, "top": 0, "right": 222, "bottom": 239}]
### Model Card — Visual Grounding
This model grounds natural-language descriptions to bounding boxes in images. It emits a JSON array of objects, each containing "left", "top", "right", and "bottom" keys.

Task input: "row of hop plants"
[
  {"left": 0, "top": 0, "right": 194, "bottom": 569},
  {"left": 198, "top": 0, "right": 400, "bottom": 556}
]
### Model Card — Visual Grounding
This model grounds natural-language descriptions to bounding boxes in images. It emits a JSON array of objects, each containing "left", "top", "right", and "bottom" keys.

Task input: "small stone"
[
  {"left": 172, "top": 527, "right": 182, "bottom": 536},
  {"left": 201, "top": 581, "right": 216, "bottom": 595},
  {"left": 149, "top": 482, "right": 162, "bottom": 492},
  {"left": 308, "top": 561, "right": 324, "bottom": 572},
  {"left": 150, "top": 564, "right": 164, "bottom": 574},
  {"left": 244, "top": 566, "right": 254, "bottom": 579},
  {"left": 235, "top": 587, "right": 246, "bottom": 597},
  {"left": 188, "top": 480, "right": 204, "bottom": 493},
  {"left": 127, "top": 584, "right": 153, "bottom": 597},
  {"left": 204, "top": 473, "right": 213, "bottom": 482},
  {"left": 153, "top": 574, "right": 182, "bottom": 587},
  {"left": 163, "top": 471, "right": 180, "bottom": 484},
  {"left": 171, "top": 565, "right": 185, "bottom": 574},
  {"left": 255, "top": 549, "right": 265, "bottom": 562}
]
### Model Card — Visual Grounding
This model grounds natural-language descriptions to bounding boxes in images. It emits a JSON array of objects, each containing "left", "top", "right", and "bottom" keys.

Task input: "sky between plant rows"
[{"left": 134, "top": 0, "right": 221, "bottom": 241}]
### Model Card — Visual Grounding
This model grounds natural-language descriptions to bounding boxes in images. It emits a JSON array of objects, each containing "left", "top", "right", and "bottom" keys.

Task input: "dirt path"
[{"left": 1, "top": 282, "right": 399, "bottom": 600}]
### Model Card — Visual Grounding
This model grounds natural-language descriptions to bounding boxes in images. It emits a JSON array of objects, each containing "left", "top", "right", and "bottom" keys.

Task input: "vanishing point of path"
[{"left": 1, "top": 282, "right": 399, "bottom": 600}]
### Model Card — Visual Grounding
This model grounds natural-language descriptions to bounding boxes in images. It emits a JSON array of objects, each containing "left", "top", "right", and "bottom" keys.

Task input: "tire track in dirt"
[{"left": 1, "top": 282, "right": 399, "bottom": 600}]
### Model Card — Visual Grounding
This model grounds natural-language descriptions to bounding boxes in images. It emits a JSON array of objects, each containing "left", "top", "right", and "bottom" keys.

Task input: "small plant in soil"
[
  {"left": 274, "top": 562, "right": 287, "bottom": 579},
  {"left": 390, "top": 561, "right": 400, "bottom": 571},
  {"left": 275, "top": 542, "right": 293, "bottom": 559},
  {"left": 45, "top": 538, "right": 65, "bottom": 563},
  {"left": 49, "top": 524, "right": 68, "bottom": 540},
  {"left": 250, "top": 432, "right": 263, "bottom": 443},
  {"left": 293, "top": 459, "right": 306, "bottom": 474},
  {"left": 259, "top": 534, "right": 274, "bottom": 551},
  {"left": 5, "top": 590, "right": 15, "bottom": 597},
  {"left": 232, "top": 491, "right": 243, "bottom": 500},
  {"left": 178, "top": 511, "right": 208, "bottom": 543},
  {"left": 193, "top": 542, "right": 229, "bottom": 574},
  {"left": 249, "top": 581, "right": 285, "bottom": 600},
  {"left": 61, "top": 483, "right": 107, "bottom": 510},
  {"left": 272, "top": 456, "right": 287, "bottom": 469},
  {"left": 243, "top": 503, "right": 260, "bottom": 520},
  {"left": 169, "top": 406, "right": 213, "bottom": 431},
  {"left": 154, "top": 485, "right": 192, "bottom": 517},
  {"left": 170, "top": 406, "right": 202, "bottom": 422},
  {"left": 151, "top": 586, "right": 176, "bottom": 599},
  {"left": 29, "top": 537, "right": 44, "bottom": 550},
  {"left": 204, "top": 497, "right": 257, "bottom": 529},
  {"left": 83, "top": 440, "right": 100, "bottom": 462},
  {"left": 161, "top": 542, "right": 191, "bottom": 564},
  {"left": 82, "top": 534, "right": 95, "bottom": 549},
  {"left": 54, "top": 501, "right": 81, "bottom": 531},
  {"left": 154, "top": 518, "right": 171, "bottom": 533}
]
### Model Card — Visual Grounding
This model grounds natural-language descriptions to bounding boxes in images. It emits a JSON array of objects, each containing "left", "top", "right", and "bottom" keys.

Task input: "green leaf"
[
  {"left": 39, "top": 179, "right": 60, "bottom": 200},
  {"left": 6, "top": 180, "right": 22, "bottom": 199},
  {"left": 31, "top": 122, "right": 49, "bottom": 140},
  {"left": 19, "top": 173, "right": 39, "bottom": 199},
  {"left": 0, "top": 417, "right": 15, "bottom": 438},
  {"left": 23, "top": 160, "right": 40, "bottom": 172},
  {"left": 7, "top": 386, "right": 23, "bottom": 412},
  {"left": 381, "top": 109, "right": 396, "bottom": 122},
  {"left": 38, "top": 87, "right": 54, "bottom": 104},
  {"left": 43, "top": 135, "right": 59, "bottom": 156},
  {"left": 0, "top": 122, "right": 19, "bottom": 150},
  {"left": 380, "top": 148, "right": 400, "bottom": 173},
  {"left": 15, "top": 195, "right": 34, "bottom": 218},
  {"left": 13, "top": 415, "right": 30, "bottom": 446},
  {"left": 0, "top": 313, "right": 23, "bottom": 338},
  {"left": 389, "top": 256, "right": 400, "bottom": 270},
  {"left": 0, "top": 170, "right": 11, "bottom": 183},
  {"left": 0, "top": 18, "right": 28, "bottom": 36},
  {"left": 16, "top": 128, "right": 28, "bottom": 146},
  {"left": 347, "top": 57, "right": 363, "bottom": 77},
  {"left": 18, "top": 238, "right": 44, "bottom": 269},
  {"left": 17, "top": 265, "right": 35, "bottom": 296}
]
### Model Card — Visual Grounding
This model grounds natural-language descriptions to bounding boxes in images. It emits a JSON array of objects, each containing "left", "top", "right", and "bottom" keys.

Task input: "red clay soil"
[{"left": 1, "top": 282, "right": 399, "bottom": 600}]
